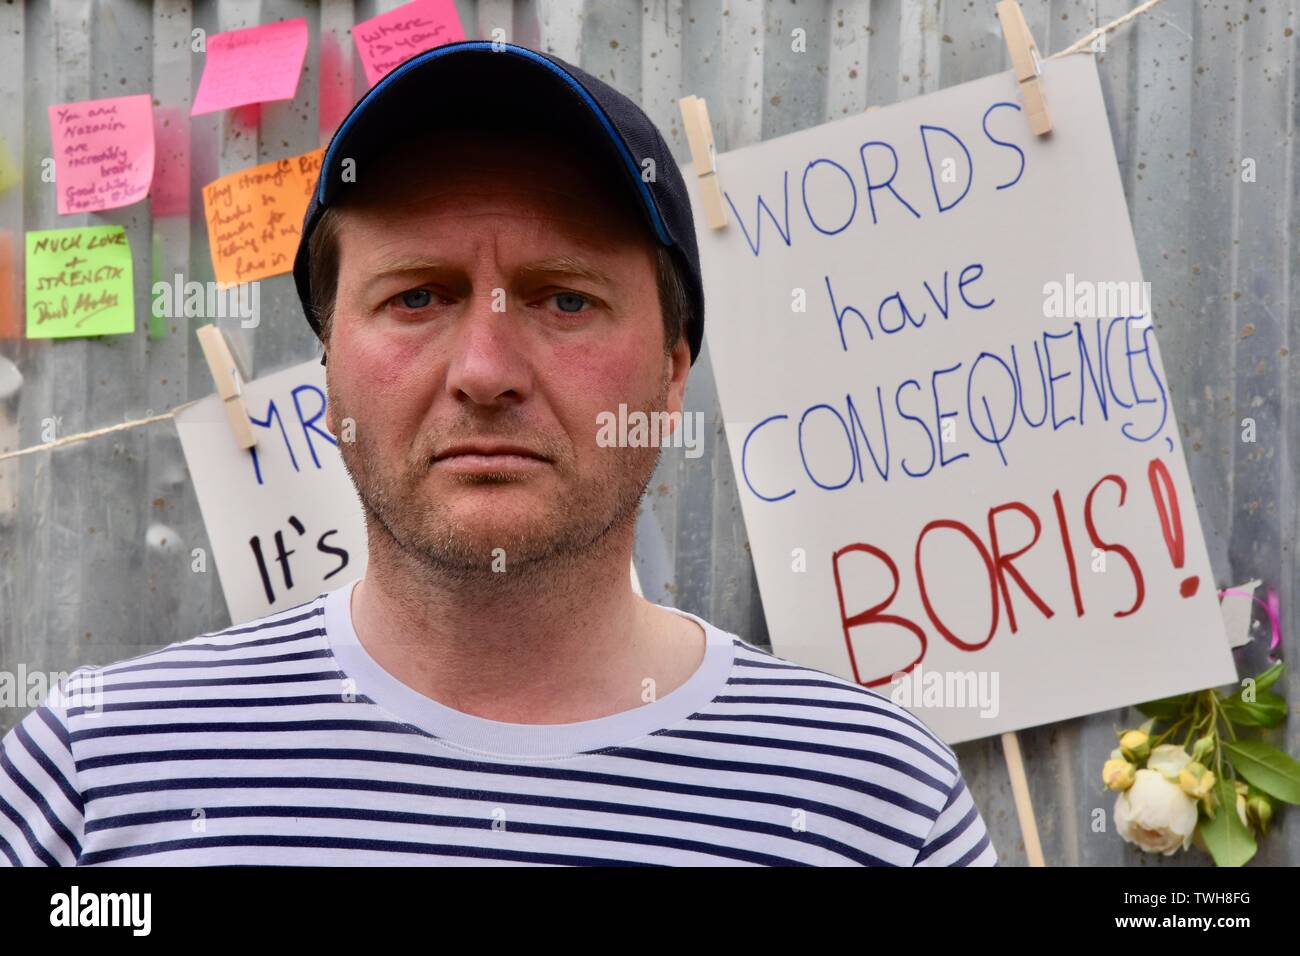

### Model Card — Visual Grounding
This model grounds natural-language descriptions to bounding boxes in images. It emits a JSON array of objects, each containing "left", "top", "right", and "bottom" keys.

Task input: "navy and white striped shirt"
[{"left": 0, "top": 577, "right": 996, "bottom": 866}]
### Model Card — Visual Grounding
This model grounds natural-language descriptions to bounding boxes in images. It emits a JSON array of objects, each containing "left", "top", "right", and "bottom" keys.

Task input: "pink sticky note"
[
  {"left": 48, "top": 94, "right": 155, "bottom": 216},
  {"left": 353, "top": 0, "right": 465, "bottom": 88},
  {"left": 192, "top": 18, "right": 309, "bottom": 116},
  {"left": 150, "top": 105, "right": 190, "bottom": 217},
  {"left": 318, "top": 32, "right": 355, "bottom": 143}
]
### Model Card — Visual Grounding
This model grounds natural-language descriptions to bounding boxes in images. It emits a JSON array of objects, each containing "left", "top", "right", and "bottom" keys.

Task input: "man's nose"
[{"left": 442, "top": 289, "right": 531, "bottom": 406}]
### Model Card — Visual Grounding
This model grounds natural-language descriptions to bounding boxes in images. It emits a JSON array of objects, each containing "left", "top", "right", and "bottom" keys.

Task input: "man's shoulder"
[
  {"left": 717, "top": 633, "right": 960, "bottom": 770},
  {"left": 57, "top": 593, "right": 335, "bottom": 707}
]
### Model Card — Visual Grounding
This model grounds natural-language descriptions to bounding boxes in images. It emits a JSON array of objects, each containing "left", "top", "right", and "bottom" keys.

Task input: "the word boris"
[{"left": 832, "top": 456, "right": 1197, "bottom": 687}]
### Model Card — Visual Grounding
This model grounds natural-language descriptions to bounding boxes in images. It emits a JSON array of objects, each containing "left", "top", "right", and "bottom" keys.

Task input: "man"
[{"left": 0, "top": 41, "right": 996, "bottom": 866}]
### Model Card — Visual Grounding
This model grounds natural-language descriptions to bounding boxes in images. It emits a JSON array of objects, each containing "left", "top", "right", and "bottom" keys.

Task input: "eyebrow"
[{"left": 513, "top": 255, "right": 615, "bottom": 288}]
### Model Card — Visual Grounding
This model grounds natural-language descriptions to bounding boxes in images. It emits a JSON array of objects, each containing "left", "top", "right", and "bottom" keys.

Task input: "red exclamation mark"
[{"left": 1148, "top": 457, "right": 1199, "bottom": 597}]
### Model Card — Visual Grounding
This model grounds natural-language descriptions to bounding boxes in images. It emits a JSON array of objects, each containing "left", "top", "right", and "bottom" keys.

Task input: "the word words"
[{"left": 726, "top": 101, "right": 1028, "bottom": 258}]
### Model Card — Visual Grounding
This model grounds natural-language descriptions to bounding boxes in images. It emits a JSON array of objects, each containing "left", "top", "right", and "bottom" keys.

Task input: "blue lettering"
[
  {"left": 742, "top": 414, "right": 795, "bottom": 502},
  {"left": 920, "top": 124, "right": 973, "bottom": 213},
  {"left": 859, "top": 140, "right": 921, "bottom": 225}
]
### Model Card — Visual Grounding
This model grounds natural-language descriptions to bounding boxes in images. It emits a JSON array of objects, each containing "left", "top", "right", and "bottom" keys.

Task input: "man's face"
[{"left": 324, "top": 132, "right": 690, "bottom": 576}]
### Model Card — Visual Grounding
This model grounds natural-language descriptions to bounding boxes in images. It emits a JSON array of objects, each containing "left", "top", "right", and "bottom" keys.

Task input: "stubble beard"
[{"left": 328, "top": 369, "right": 668, "bottom": 590}]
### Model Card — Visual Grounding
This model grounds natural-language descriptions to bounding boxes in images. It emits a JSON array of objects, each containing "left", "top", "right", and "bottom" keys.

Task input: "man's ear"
[
  {"left": 665, "top": 334, "right": 691, "bottom": 418},
  {"left": 323, "top": 355, "right": 337, "bottom": 436}
]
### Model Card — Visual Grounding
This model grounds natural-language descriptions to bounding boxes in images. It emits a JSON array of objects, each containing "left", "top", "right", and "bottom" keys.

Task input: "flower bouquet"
[{"left": 1102, "top": 661, "right": 1298, "bottom": 866}]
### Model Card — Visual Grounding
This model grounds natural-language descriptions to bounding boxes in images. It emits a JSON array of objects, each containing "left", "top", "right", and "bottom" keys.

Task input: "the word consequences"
[
  {"left": 201, "top": 147, "right": 323, "bottom": 286},
  {"left": 353, "top": 0, "right": 465, "bottom": 88},
  {"left": 688, "top": 54, "right": 1235, "bottom": 743},
  {"left": 48, "top": 93, "right": 155, "bottom": 215},
  {"left": 174, "top": 358, "right": 368, "bottom": 623},
  {"left": 25, "top": 225, "right": 134, "bottom": 339}
]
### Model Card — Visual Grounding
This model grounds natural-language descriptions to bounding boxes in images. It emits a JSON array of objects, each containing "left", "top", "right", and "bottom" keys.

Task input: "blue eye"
[
  {"left": 555, "top": 291, "right": 587, "bottom": 313},
  {"left": 398, "top": 289, "right": 433, "bottom": 309}
]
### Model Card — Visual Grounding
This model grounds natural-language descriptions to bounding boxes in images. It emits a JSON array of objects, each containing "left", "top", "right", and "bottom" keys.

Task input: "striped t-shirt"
[{"left": 1, "top": 577, "right": 997, "bottom": 866}]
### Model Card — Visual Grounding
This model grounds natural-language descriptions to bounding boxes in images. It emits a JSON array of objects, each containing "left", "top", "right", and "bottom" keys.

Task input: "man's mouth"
[
  {"left": 435, "top": 443, "right": 548, "bottom": 461},
  {"left": 433, "top": 443, "right": 551, "bottom": 473}
]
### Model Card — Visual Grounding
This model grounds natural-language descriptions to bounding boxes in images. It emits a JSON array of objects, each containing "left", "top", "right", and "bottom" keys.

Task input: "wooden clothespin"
[
  {"left": 996, "top": 0, "right": 1052, "bottom": 136},
  {"left": 678, "top": 94, "right": 727, "bottom": 229},
  {"left": 195, "top": 324, "right": 256, "bottom": 450}
]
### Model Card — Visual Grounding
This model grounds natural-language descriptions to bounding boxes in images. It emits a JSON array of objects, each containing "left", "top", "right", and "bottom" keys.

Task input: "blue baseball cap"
[{"left": 293, "top": 40, "right": 705, "bottom": 366}]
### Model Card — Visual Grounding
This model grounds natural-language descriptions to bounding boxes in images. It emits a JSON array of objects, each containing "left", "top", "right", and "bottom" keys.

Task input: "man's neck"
[{"left": 348, "top": 524, "right": 706, "bottom": 725}]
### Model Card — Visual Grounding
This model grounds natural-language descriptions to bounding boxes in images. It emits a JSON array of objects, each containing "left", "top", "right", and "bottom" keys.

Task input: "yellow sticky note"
[
  {"left": 201, "top": 148, "right": 323, "bottom": 286},
  {"left": 0, "top": 136, "right": 18, "bottom": 195},
  {"left": 25, "top": 225, "right": 135, "bottom": 339}
]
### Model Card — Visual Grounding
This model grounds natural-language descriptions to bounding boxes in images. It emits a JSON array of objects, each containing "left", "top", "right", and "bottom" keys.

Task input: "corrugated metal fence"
[{"left": 0, "top": 0, "right": 1296, "bottom": 866}]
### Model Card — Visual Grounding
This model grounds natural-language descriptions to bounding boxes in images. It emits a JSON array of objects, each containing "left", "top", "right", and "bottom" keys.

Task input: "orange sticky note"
[
  {"left": 0, "top": 231, "right": 16, "bottom": 340},
  {"left": 48, "top": 94, "right": 155, "bottom": 215},
  {"left": 353, "top": 0, "right": 464, "bottom": 88},
  {"left": 192, "top": 18, "right": 309, "bottom": 116},
  {"left": 201, "top": 148, "right": 324, "bottom": 286}
]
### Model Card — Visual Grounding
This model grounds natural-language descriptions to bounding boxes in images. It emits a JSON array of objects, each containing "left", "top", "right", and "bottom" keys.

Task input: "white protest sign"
[
  {"left": 687, "top": 54, "right": 1236, "bottom": 744},
  {"left": 176, "top": 357, "right": 367, "bottom": 623}
]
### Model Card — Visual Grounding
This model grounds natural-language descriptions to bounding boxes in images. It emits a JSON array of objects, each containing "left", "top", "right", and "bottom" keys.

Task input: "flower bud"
[
  {"left": 1103, "top": 758, "right": 1136, "bottom": 791},
  {"left": 1191, "top": 735, "right": 1214, "bottom": 763},
  {"left": 1120, "top": 730, "right": 1151, "bottom": 762},
  {"left": 1247, "top": 794, "right": 1273, "bottom": 833},
  {"left": 1177, "top": 762, "right": 1215, "bottom": 800}
]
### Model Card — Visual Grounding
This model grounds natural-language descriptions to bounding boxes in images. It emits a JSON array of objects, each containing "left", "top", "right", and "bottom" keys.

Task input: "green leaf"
[
  {"left": 1223, "top": 740, "right": 1300, "bottom": 805},
  {"left": 1198, "top": 778, "right": 1256, "bottom": 867},
  {"left": 1136, "top": 695, "right": 1189, "bottom": 721},
  {"left": 1219, "top": 691, "right": 1288, "bottom": 728},
  {"left": 1254, "top": 661, "right": 1285, "bottom": 693}
]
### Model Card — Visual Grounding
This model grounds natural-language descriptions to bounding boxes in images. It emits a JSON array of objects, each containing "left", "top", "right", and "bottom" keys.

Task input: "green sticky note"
[
  {"left": 25, "top": 225, "right": 135, "bottom": 338},
  {"left": 149, "top": 231, "right": 167, "bottom": 340}
]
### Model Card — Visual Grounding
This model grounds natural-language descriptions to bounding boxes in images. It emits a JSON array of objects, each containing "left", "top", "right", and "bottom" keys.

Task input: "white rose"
[
  {"left": 1147, "top": 744, "right": 1193, "bottom": 779},
  {"left": 1114, "top": 768, "right": 1199, "bottom": 855}
]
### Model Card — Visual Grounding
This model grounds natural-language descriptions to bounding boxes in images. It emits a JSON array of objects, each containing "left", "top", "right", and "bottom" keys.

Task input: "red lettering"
[
  {"left": 1053, "top": 489, "right": 1085, "bottom": 616},
  {"left": 831, "top": 543, "right": 925, "bottom": 687},
  {"left": 987, "top": 501, "right": 1054, "bottom": 633},
  {"left": 1083, "top": 475, "right": 1145, "bottom": 617},
  {"left": 915, "top": 519, "right": 999, "bottom": 651}
]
